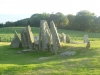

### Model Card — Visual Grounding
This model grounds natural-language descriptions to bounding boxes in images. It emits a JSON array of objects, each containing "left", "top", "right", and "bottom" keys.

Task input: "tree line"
[{"left": 0, "top": 10, "right": 100, "bottom": 32}]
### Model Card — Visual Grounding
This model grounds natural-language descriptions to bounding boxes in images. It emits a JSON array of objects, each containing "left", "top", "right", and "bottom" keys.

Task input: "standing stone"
[
  {"left": 58, "top": 33, "right": 61, "bottom": 42},
  {"left": 50, "top": 21, "right": 60, "bottom": 55},
  {"left": 21, "top": 25, "right": 34, "bottom": 50},
  {"left": 10, "top": 31, "right": 21, "bottom": 48},
  {"left": 26, "top": 25, "right": 34, "bottom": 50},
  {"left": 66, "top": 35, "right": 70, "bottom": 43},
  {"left": 39, "top": 20, "right": 52, "bottom": 51},
  {"left": 21, "top": 28, "right": 28, "bottom": 48},
  {"left": 86, "top": 41, "right": 90, "bottom": 49},
  {"left": 61, "top": 33, "right": 66, "bottom": 43},
  {"left": 84, "top": 34, "right": 88, "bottom": 43}
]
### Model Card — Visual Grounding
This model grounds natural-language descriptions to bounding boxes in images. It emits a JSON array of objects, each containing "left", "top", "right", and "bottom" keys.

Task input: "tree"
[
  {"left": 66, "top": 14, "right": 75, "bottom": 29},
  {"left": 4, "top": 21, "right": 14, "bottom": 27},
  {"left": 30, "top": 13, "right": 50, "bottom": 27},
  {"left": 94, "top": 16, "right": 100, "bottom": 32},
  {"left": 0, "top": 23, "right": 3, "bottom": 28},
  {"left": 73, "top": 10, "right": 96, "bottom": 31}
]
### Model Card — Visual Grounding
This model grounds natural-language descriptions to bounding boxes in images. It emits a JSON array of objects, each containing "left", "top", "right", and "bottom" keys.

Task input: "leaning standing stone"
[
  {"left": 50, "top": 21, "right": 60, "bottom": 55},
  {"left": 10, "top": 31, "right": 21, "bottom": 48},
  {"left": 26, "top": 25, "right": 34, "bottom": 50}
]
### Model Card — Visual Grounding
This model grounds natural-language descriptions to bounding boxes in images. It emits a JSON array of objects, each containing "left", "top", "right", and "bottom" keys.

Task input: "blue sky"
[{"left": 0, "top": 0, "right": 100, "bottom": 23}]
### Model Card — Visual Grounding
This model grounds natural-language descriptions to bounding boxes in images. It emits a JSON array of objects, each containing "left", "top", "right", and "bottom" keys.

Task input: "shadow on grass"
[{"left": 0, "top": 43, "right": 99, "bottom": 65}]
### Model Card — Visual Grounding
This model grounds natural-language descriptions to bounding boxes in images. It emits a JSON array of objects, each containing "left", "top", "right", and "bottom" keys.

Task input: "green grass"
[
  {"left": 0, "top": 27, "right": 100, "bottom": 42},
  {"left": 0, "top": 27, "right": 39, "bottom": 42},
  {"left": 0, "top": 27, "right": 100, "bottom": 74}
]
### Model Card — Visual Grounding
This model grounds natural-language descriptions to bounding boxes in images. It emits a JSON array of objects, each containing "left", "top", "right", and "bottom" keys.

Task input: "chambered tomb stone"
[
  {"left": 39, "top": 20, "right": 52, "bottom": 51},
  {"left": 26, "top": 25, "right": 34, "bottom": 50},
  {"left": 21, "top": 28, "right": 28, "bottom": 48},
  {"left": 10, "top": 31, "right": 21, "bottom": 48},
  {"left": 50, "top": 21, "right": 60, "bottom": 55},
  {"left": 21, "top": 25, "right": 34, "bottom": 50}
]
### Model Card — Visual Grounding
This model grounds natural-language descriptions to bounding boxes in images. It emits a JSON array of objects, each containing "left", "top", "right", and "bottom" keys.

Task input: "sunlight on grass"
[{"left": 0, "top": 27, "right": 100, "bottom": 74}]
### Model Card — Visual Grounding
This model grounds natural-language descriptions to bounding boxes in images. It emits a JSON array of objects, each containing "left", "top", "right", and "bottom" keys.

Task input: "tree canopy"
[{"left": 1, "top": 10, "right": 100, "bottom": 32}]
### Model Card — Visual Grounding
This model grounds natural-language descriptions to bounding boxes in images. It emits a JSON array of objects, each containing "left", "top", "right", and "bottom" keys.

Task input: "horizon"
[{"left": 0, "top": 0, "right": 100, "bottom": 23}]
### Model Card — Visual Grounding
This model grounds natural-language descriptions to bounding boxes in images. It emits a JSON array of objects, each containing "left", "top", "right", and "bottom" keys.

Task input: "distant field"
[
  {"left": 0, "top": 27, "right": 100, "bottom": 74},
  {"left": 0, "top": 27, "right": 100, "bottom": 42}
]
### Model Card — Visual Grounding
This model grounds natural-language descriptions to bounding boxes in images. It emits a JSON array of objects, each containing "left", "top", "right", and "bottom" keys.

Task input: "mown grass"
[
  {"left": 0, "top": 41, "right": 100, "bottom": 75},
  {"left": 0, "top": 27, "right": 100, "bottom": 74}
]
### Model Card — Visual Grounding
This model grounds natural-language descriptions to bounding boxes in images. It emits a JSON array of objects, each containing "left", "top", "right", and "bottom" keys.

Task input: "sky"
[{"left": 0, "top": 0, "right": 100, "bottom": 23}]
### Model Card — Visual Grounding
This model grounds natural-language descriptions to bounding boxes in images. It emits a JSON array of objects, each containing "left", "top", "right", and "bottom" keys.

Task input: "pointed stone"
[
  {"left": 50, "top": 21, "right": 60, "bottom": 55},
  {"left": 21, "top": 25, "right": 34, "bottom": 50},
  {"left": 10, "top": 31, "right": 21, "bottom": 48},
  {"left": 21, "top": 28, "right": 28, "bottom": 48},
  {"left": 26, "top": 25, "right": 34, "bottom": 50},
  {"left": 39, "top": 20, "right": 52, "bottom": 51}
]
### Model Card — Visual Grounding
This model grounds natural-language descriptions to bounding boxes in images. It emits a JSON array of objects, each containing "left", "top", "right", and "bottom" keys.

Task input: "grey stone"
[
  {"left": 26, "top": 25, "right": 34, "bottom": 50},
  {"left": 84, "top": 34, "right": 88, "bottom": 43},
  {"left": 60, "top": 51, "right": 76, "bottom": 57},
  {"left": 58, "top": 33, "right": 62, "bottom": 42},
  {"left": 86, "top": 41, "right": 90, "bottom": 49},
  {"left": 21, "top": 28, "right": 28, "bottom": 48},
  {"left": 66, "top": 35, "right": 70, "bottom": 43},
  {"left": 10, "top": 31, "right": 21, "bottom": 48},
  {"left": 39, "top": 20, "right": 52, "bottom": 51},
  {"left": 21, "top": 25, "right": 34, "bottom": 50},
  {"left": 16, "top": 49, "right": 35, "bottom": 54},
  {"left": 50, "top": 21, "right": 60, "bottom": 55},
  {"left": 61, "top": 33, "right": 66, "bottom": 43}
]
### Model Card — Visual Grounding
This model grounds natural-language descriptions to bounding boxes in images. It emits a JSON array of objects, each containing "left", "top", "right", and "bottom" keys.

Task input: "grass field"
[
  {"left": 0, "top": 27, "right": 100, "bottom": 75},
  {"left": 0, "top": 27, "right": 100, "bottom": 42}
]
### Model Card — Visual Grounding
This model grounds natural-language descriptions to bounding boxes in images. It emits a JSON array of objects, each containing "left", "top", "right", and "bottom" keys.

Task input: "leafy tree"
[
  {"left": 66, "top": 14, "right": 75, "bottom": 29},
  {"left": 73, "top": 10, "right": 96, "bottom": 31},
  {"left": 4, "top": 21, "right": 14, "bottom": 27},
  {"left": 0, "top": 23, "right": 3, "bottom": 28},
  {"left": 94, "top": 16, "right": 100, "bottom": 32},
  {"left": 30, "top": 13, "right": 50, "bottom": 27}
]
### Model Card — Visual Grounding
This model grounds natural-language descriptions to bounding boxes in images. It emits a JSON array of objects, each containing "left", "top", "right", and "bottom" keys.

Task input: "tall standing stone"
[
  {"left": 84, "top": 34, "right": 88, "bottom": 43},
  {"left": 26, "top": 25, "right": 34, "bottom": 50},
  {"left": 21, "top": 25, "right": 34, "bottom": 50},
  {"left": 39, "top": 20, "right": 52, "bottom": 51},
  {"left": 50, "top": 21, "right": 60, "bottom": 55},
  {"left": 10, "top": 31, "right": 21, "bottom": 48},
  {"left": 66, "top": 35, "right": 70, "bottom": 43},
  {"left": 21, "top": 28, "right": 28, "bottom": 48}
]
